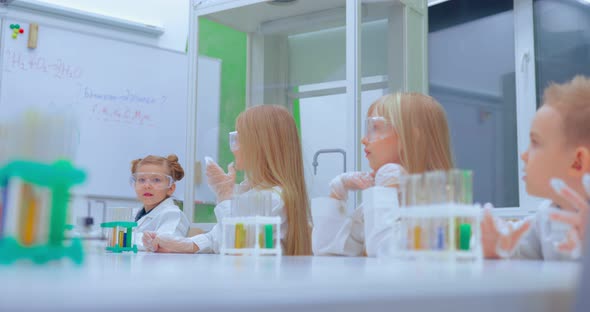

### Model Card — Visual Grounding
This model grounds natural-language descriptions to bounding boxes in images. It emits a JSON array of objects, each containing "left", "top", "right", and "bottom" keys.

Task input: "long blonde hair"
[
  {"left": 236, "top": 105, "right": 312, "bottom": 256},
  {"left": 368, "top": 93, "right": 454, "bottom": 173}
]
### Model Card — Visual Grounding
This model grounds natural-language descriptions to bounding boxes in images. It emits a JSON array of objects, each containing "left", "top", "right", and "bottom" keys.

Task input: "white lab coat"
[
  {"left": 511, "top": 200, "right": 581, "bottom": 261},
  {"left": 191, "top": 186, "right": 287, "bottom": 253},
  {"left": 134, "top": 197, "right": 190, "bottom": 251},
  {"left": 312, "top": 187, "right": 398, "bottom": 257}
]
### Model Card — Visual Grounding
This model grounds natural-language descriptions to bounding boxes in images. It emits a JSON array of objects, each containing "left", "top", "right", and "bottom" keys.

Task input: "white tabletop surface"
[{"left": 0, "top": 251, "right": 581, "bottom": 312}]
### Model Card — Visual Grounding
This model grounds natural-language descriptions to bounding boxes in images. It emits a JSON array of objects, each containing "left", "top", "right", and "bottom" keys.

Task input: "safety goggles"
[
  {"left": 365, "top": 116, "right": 395, "bottom": 143},
  {"left": 229, "top": 131, "right": 239, "bottom": 152},
  {"left": 130, "top": 172, "right": 173, "bottom": 190}
]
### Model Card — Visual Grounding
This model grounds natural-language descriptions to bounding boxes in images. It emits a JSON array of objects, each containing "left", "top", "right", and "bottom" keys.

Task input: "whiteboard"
[{"left": 0, "top": 17, "right": 220, "bottom": 200}]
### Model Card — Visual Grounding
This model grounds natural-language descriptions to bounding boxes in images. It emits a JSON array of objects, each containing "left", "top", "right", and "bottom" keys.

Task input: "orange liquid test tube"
[
  {"left": 19, "top": 185, "right": 37, "bottom": 246},
  {"left": 111, "top": 227, "right": 117, "bottom": 247},
  {"left": 413, "top": 226, "right": 422, "bottom": 250}
]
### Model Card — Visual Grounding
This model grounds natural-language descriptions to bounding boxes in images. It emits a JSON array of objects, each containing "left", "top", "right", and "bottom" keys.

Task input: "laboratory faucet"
[{"left": 312, "top": 148, "right": 346, "bottom": 175}]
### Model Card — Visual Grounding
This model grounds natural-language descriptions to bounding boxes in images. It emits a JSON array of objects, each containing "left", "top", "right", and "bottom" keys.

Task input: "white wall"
[{"left": 35, "top": 0, "right": 190, "bottom": 52}]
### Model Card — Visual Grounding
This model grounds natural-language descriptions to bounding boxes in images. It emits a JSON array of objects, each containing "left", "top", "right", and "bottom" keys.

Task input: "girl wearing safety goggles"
[
  {"left": 144, "top": 105, "right": 312, "bottom": 256},
  {"left": 129, "top": 154, "right": 190, "bottom": 250},
  {"left": 313, "top": 93, "right": 455, "bottom": 257}
]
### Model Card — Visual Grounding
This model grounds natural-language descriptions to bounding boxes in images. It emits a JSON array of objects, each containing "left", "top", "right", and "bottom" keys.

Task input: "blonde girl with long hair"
[
  {"left": 144, "top": 105, "right": 312, "bottom": 255},
  {"left": 312, "top": 92, "right": 454, "bottom": 256}
]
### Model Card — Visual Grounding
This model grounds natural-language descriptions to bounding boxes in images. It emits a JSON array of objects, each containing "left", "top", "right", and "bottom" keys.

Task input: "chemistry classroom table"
[{"left": 0, "top": 252, "right": 579, "bottom": 312}]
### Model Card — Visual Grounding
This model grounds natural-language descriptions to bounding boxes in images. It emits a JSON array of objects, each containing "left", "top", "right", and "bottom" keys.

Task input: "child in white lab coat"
[
  {"left": 144, "top": 105, "right": 312, "bottom": 255},
  {"left": 130, "top": 154, "right": 190, "bottom": 250},
  {"left": 312, "top": 93, "right": 455, "bottom": 257},
  {"left": 482, "top": 76, "right": 590, "bottom": 260}
]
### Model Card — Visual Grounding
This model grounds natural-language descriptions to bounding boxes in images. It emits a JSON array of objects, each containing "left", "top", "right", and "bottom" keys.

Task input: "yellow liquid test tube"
[
  {"left": 118, "top": 230, "right": 124, "bottom": 248},
  {"left": 19, "top": 184, "right": 37, "bottom": 246},
  {"left": 23, "top": 197, "right": 38, "bottom": 246},
  {"left": 235, "top": 223, "right": 244, "bottom": 249},
  {"left": 413, "top": 226, "right": 422, "bottom": 250}
]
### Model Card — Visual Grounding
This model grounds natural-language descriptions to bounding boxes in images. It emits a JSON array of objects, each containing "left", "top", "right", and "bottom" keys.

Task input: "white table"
[{"left": 0, "top": 252, "right": 580, "bottom": 312}]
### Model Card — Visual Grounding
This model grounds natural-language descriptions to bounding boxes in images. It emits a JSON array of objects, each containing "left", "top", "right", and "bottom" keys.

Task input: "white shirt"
[
  {"left": 191, "top": 186, "right": 287, "bottom": 253},
  {"left": 512, "top": 200, "right": 581, "bottom": 261},
  {"left": 134, "top": 197, "right": 190, "bottom": 250},
  {"left": 311, "top": 187, "right": 398, "bottom": 257}
]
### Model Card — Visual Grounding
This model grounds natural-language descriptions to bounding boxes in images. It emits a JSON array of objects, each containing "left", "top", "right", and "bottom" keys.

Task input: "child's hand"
[
  {"left": 549, "top": 176, "right": 589, "bottom": 255},
  {"left": 149, "top": 233, "right": 199, "bottom": 253},
  {"left": 329, "top": 172, "right": 374, "bottom": 200},
  {"left": 481, "top": 204, "right": 531, "bottom": 259},
  {"left": 142, "top": 231, "right": 158, "bottom": 252},
  {"left": 374, "top": 163, "right": 407, "bottom": 188},
  {"left": 205, "top": 156, "right": 236, "bottom": 203}
]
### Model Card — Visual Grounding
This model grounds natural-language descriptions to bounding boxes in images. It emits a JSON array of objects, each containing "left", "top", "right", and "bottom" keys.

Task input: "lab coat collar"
[{"left": 136, "top": 197, "right": 176, "bottom": 225}]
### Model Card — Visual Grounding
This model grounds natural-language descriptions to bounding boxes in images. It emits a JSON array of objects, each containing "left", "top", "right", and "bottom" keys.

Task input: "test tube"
[
  {"left": 127, "top": 227, "right": 133, "bottom": 248},
  {"left": 415, "top": 173, "right": 423, "bottom": 250},
  {"left": 258, "top": 228, "right": 264, "bottom": 249},
  {"left": 447, "top": 170, "right": 461, "bottom": 249},
  {"left": 111, "top": 226, "right": 117, "bottom": 247},
  {"left": 263, "top": 191, "right": 272, "bottom": 216},
  {"left": 423, "top": 172, "right": 439, "bottom": 250},
  {"left": 265, "top": 224, "right": 273, "bottom": 249},
  {"left": 406, "top": 174, "right": 418, "bottom": 250},
  {"left": 413, "top": 222, "right": 422, "bottom": 250},
  {"left": 415, "top": 174, "right": 427, "bottom": 206},
  {"left": 447, "top": 169, "right": 462, "bottom": 204},
  {"left": 432, "top": 171, "right": 448, "bottom": 204},
  {"left": 398, "top": 174, "right": 408, "bottom": 208},
  {"left": 118, "top": 226, "right": 124, "bottom": 248},
  {"left": 462, "top": 170, "right": 473, "bottom": 205},
  {"left": 423, "top": 172, "right": 434, "bottom": 205},
  {"left": 407, "top": 174, "right": 420, "bottom": 207},
  {"left": 247, "top": 224, "right": 255, "bottom": 248},
  {"left": 235, "top": 223, "right": 244, "bottom": 248},
  {"left": 460, "top": 170, "right": 473, "bottom": 250},
  {"left": 431, "top": 171, "right": 448, "bottom": 250},
  {"left": 21, "top": 184, "right": 38, "bottom": 246},
  {"left": 459, "top": 223, "right": 472, "bottom": 251},
  {"left": 436, "top": 219, "right": 445, "bottom": 250}
]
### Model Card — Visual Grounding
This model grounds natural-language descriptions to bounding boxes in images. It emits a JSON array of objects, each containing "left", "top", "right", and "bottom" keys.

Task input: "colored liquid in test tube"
[
  {"left": 265, "top": 224, "right": 273, "bottom": 249},
  {"left": 118, "top": 227, "right": 124, "bottom": 247},
  {"left": 413, "top": 225, "right": 422, "bottom": 250},
  {"left": 459, "top": 223, "right": 472, "bottom": 251},
  {"left": 111, "top": 227, "right": 117, "bottom": 247},
  {"left": 459, "top": 171, "right": 473, "bottom": 250},
  {"left": 437, "top": 226, "right": 445, "bottom": 250},
  {"left": 235, "top": 223, "right": 245, "bottom": 249}
]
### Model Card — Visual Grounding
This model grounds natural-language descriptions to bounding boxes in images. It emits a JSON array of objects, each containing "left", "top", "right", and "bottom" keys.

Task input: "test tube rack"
[
  {"left": 220, "top": 216, "right": 281, "bottom": 256},
  {"left": 100, "top": 221, "right": 138, "bottom": 253},
  {"left": 0, "top": 160, "right": 86, "bottom": 265},
  {"left": 391, "top": 169, "right": 482, "bottom": 261},
  {"left": 391, "top": 203, "right": 482, "bottom": 261}
]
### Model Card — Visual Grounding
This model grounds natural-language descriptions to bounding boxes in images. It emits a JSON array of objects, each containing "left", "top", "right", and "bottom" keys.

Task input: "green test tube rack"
[
  {"left": 0, "top": 160, "right": 86, "bottom": 265},
  {"left": 100, "top": 221, "right": 138, "bottom": 253}
]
